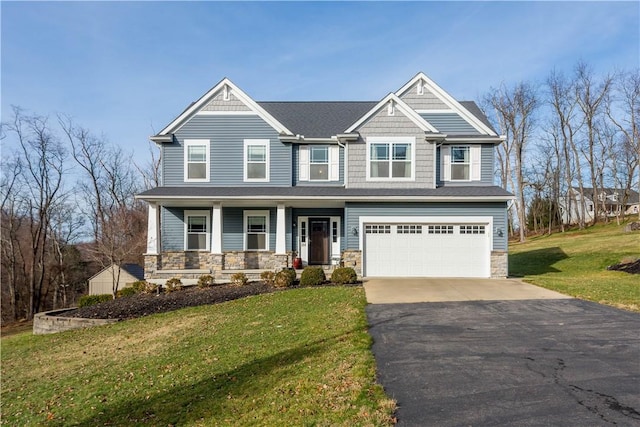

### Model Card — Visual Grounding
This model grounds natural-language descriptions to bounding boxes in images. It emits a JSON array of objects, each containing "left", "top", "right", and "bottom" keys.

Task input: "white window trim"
[
  {"left": 299, "top": 145, "right": 339, "bottom": 182},
  {"left": 184, "top": 139, "right": 210, "bottom": 182},
  {"left": 366, "top": 137, "right": 415, "bottom": 182},
  {"left": 450, "top": 145, "right": 472, "bottom": 182},
  {"left": 244, "top": 139, "right": 270, "bottom": 182},
  {"left": 184, "top": 210, "right": 211, "bottom": 251},
  {"left": 244, "top": 210, "right": 270, "bottom": 251},
  {"left": 441, "top": 145, "right": 481, "bottom": 182}
]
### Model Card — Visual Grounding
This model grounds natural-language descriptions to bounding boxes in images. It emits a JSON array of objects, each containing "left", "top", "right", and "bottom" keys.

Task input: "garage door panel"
[{"left": 364, "top": 222, "right": 489, "bottom": 278}]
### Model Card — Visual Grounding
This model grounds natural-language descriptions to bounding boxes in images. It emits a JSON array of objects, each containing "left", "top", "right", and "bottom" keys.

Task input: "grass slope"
[
  {"left": 2, "top": 287, "right": 395, "bottom": 426},
  {"left": 510, "top": 222, "right": 640, "bottom": 311}
]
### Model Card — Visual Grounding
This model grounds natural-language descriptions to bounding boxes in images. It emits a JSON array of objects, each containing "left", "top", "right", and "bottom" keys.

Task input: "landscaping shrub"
[
  {"left": 260, "top": 270, "right": 276, "bottom": 286},
  {"left": 300, "top": 267, "right": 326, "bottom": 287},
  {"left": 197, "top": 274, "right": 216, "bottom": 288},
  {"left": 78, "top": 294, "right": 112, "bottom": 308},
  {"left": 230, "top": 272, "right": 248, "bottom": 286},
  {"left": 330, "top": 267, "right": 358, "bottom": 284},
  {"left": 131, "top": 280, "right": 156, "bottom": 294},
  {"left": 165, "top": 278, "right": 183, "bottom": 293},
  {"left": 274, "top": 269, "right": 296, "bottom": 288},
  {"left": 116, "top": 287, "right": 137, "bottom": 298}
]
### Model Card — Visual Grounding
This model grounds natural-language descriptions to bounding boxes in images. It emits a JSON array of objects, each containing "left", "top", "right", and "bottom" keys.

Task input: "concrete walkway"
[{"left": 364, "top": 277, "right": 572, "bottom": 304}]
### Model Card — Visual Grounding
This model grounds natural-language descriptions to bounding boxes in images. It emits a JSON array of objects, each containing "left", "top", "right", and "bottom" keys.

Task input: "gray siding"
[
  {"left": 436, "top": 144, "right": 496, "bottom": 187},
  {"left": 162, "top": 206, "right": 213, "bottom": 251},
  {"left": 349, "top": 109, "right": 435, "bottom": 189},
  {"left": 399, "top": 83, "right": 449, "bottom": 110},
  {"left": 420, "top": 113, "right": 480, "bottom": 135},
  {"left": 221, "top": 207, "right": 285, "bottom": 251},
  {"left": 344, "top": 202, "right": 508, "bottom": 251},
  {"left": 292, "top": 145, "right": 344, "bottom": 186},
  {"left": 163, "top": 115, "right": 290, "bottom": 186},
  {"left": 291, "top": 208, "right": 344, "bottom": 252},
  {"left": 202, "top": 91, "right": 251, "bottom": 111}
]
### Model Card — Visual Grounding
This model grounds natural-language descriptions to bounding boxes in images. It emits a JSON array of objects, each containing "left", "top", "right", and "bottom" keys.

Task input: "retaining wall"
[{"left": 33, "top": 308, "right": 119, "bottom": 335}]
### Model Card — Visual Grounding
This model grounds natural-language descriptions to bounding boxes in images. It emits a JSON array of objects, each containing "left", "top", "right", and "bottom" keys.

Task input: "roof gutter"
[
  {"left": 150, "top": 134, "right": 174, "bottom": 144},
  {"left": 136, "top": 194, "right": 514, "bottom": 203}
]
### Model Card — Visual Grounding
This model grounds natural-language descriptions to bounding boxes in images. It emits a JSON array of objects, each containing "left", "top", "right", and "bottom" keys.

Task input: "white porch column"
[
  {"left": 211, "top": 203, "right": 222, "bottom": 253},
  {"left": 146, "top": 202, "right": 159, "bottom": 254},
  {"left": 276, "top": 203, "right": 286, "bottom": 254}
]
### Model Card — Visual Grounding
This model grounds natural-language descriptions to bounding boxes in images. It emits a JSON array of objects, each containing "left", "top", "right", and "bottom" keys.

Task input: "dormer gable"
[{"left": 152, "top": 78, "right": 293, "bottom": 141}]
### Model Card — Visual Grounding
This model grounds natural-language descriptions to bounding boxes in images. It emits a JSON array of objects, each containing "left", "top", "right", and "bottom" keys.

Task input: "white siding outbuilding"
[{"left": 88, "top": 264, "right": 144, "bottom": 295}]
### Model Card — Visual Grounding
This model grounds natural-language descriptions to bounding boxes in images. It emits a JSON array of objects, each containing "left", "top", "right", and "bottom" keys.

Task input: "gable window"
[
  {"left": 244, "top": 139, "right": 269, "bottom": 182},
  {"left": 184, "top": 210, "right": 210, "bottom": 251},
  {"left": 244, "top": 210, "right": 269, "bottom": 251},
  {"left": 367, "top": 137, "right": 414, "bottom": 180},
  {"left": 451, "top": 146, "right": 470, "bottom": 180},
  {"left": 184, "top": 140, "right": 210, "bottom": 182}
]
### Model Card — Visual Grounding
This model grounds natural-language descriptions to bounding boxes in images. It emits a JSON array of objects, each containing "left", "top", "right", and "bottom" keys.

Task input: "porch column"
[
  {"left": 276, "top": 203, "right": 286, "bottom": 254},
  {"left": 211, "top": 202, "right": 222, "bottom": 253},
  {"left": 146, "top": 202, "right": 159, "bottom": 254}
]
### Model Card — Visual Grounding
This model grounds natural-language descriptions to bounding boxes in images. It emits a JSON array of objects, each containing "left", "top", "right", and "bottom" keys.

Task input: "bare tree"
[{"left": 135, "top": 141, "right": 161, "bottom": 190}]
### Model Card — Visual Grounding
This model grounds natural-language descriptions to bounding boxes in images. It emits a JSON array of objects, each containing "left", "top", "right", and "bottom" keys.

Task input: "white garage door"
[{"left": 364, "top": 222, "right": 490, "bottom": 277}]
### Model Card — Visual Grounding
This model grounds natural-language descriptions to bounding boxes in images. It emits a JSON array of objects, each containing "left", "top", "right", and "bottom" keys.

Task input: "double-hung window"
[
  {"left": 244, "top": 139, "right": 269, "bottom": 182},
  {"left": 244, "top": 210, "right": 269, "bottom": 251},
  {"left": 367, "top": 137, "right": 414, "bottom": 180},
  {"left": 442, "top": 145, "right": 480, "bottom": 182},
  {"left": 184, "top": 140, "right": 210, "bottom": 182},
  {"left": 451, "top": 146, "right": 470, "bottom": 180},
  {"left": 310, "top": 146, "right": 329, "bottom": 180},
  {"left": 184, "top": 210, "right": 210, "bottom": 251}
]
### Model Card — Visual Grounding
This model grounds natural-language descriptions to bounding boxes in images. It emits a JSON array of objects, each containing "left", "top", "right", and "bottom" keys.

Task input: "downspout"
[{"left": 337, "top": 139, "right": 347, "bottom": 188}]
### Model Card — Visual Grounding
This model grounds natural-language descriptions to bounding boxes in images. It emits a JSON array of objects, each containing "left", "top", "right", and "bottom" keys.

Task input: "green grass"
[
  {"left": 510, "top": 222, "right": 640, "bottom": 311},
  {"left": 1, "top": 287, "right": 395, "bottom": 426}
]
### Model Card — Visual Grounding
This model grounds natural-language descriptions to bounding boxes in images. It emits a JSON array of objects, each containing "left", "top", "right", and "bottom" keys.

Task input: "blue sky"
[{"left": 2, "top": 1, "right": 638, "bottom": 167}]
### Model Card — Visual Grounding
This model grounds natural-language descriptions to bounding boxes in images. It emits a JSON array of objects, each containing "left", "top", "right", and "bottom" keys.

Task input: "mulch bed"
[
  {"left": 64, "top": 282, "right": 277, "bottom": 321},
  {"left": 607, "top": 259, "right": 640, "bottom": 275}
]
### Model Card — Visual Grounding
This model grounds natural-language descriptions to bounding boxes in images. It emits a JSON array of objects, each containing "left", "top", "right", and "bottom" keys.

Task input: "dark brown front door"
[{"left": 309, "top": 219, "right": 330, "bottom": 265}]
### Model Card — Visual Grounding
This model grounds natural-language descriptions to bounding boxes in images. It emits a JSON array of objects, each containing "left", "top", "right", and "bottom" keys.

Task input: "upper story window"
[
  {"left": 244, "top": 139, "right": 270, "bottom": 182},
  {"left": 441, "top": 145, "right": 481, "bottom": 182},
  {"left": 184, "top": 139, "right": 210, "bottom": 182},
  {"left": 184, "top": 210, "right": 210, "bottom": 251},
  {"left": 299, "top": 145, "right": 339, "bottom": 182},
  {"left": 244, "top": 210, "right": 269, "bottom": 251},
  {"left": 367, "top": 137, "right": 414, "bottom": 180}
]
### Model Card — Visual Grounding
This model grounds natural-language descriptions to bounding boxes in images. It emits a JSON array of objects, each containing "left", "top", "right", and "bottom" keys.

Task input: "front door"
[{"left": 309, "top": 218, "right": 330, "bottom": 265}]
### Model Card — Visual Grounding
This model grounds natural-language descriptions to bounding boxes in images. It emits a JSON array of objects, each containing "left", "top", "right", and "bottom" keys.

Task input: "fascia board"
[
  {"left": 396, "top": 72, "right": 498, "bottom": 136},
  {"left": 158, "top": 78, "right": 293, "bottom": 136},
  {"left": 136, "top": 194, "right": 514, "bottom": 203}
]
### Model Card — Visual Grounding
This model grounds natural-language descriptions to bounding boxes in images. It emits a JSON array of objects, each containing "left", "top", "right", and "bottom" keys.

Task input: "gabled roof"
[
  {"left": 88, "top": 263, "right": 144, "bottom": 282},
  {"left": 154, "top": 78, "right": 293, "bottom": 137},
  {"left": 258, "top": 102, "right": 376, "bottom": 138},
  {"left": 572, "top": 187, "right": 640, "bottom": 203},
  {"left": 396, "top": 72, "right": 498, "bottom": 136}
]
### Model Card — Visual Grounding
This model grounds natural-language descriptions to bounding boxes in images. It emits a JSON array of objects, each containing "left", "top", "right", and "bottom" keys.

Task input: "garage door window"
[
  {"left": 397, "top": 225, "right": 422, "bottom": 234},
  {"left": 460, "top": 225, "right": 486, "bottom": 234},
  {"left": 365, "top": 224, "right": 391, "bottom": 234},
  {"left": 428, "top": 225, "right": 454, "bottom": 234}
]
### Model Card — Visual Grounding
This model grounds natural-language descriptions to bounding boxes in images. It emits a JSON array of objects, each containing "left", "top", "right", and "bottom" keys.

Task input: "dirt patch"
[
  {"left": 64, "top": 282, "right": 276, "bottom": 321},
  {"left": 607, "top": 259, "right": 640, "bottom": 275}
]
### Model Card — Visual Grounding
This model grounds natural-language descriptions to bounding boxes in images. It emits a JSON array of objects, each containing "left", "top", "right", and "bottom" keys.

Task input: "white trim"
[
  {"left": 345, "top": 93, "right": 439, "bottom": 133},
  {"left": 366, "top": 137, "right": 416, "bottom": 182},
  {"left": 244, "top": 210, "right": 270, "bottom": 251},
  {"left": 298, "top": 216, "right": 308, "bottom": 263},
  {"left": 299, "top": 146, "right": 309, "bottom": 181},
  {"left": 184, "top": 139, "right": 210, "bottom": 182},
  {"left": 244, "top": 139, "right": 270, "bottom": 182},
  {"left": 146, "top": 203, "right": 159, "bottom": 254},
  {"left": 329, "top": 145, "right": 339, "bottom": 181},
  {"left": 139, "top": 195, "right": 514, "bottom": 203},
  {"left": 211, "top": 203, "right": 222, "bottom": 253},
  {"left": 275, "top": 204, "right": 286, "bottom": 254},
  {"left": 158, "top": 78, "right": 293, "bottom": 136},
  {"left": 184, "top": 210, "right": 211, "bottom": 251},
  {"left": 396, "top": 73, "right": 497, "bottom": 136},
  {"left": 470, "top": 145, "right": 481, "bottom": 181},
  {"left": 330, "top": 216, "right": 341, "bottom": 260},
  {"left": 195, "top": 111, "right": 258, "bottom": 116}
]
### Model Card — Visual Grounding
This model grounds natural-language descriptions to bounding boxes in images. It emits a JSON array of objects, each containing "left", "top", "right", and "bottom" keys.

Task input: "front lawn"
[
  {"left": 1, "top": 287, "right": 395, "bottom": 426},
  {"left": 509, "top": 222, "right": 640, "bottom": 311}
]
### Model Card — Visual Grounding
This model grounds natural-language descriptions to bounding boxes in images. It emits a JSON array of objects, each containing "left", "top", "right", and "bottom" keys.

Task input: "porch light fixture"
[
  {"left": 496, "top": 228, "right": 504, "bottom": 237},
  {"left": 351, "top": 226, "right": 359, "bottom": 236}
]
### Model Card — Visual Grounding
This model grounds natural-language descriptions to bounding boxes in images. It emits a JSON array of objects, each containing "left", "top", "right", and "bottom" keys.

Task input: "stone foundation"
[
  {"left": 491, "top": 251, "right": 508, "bottom": 278},
  {"left": 33, "top": 308, "right": 119, "bottom": 335},
  {"left": 341, "top": 249, "right": 362, "bottom": 277}
]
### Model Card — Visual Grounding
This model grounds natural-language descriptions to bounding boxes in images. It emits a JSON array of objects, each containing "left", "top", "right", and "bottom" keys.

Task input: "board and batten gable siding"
[
  {"left": 162, "top": 115, "right": 290, "bottom": 186},
  {"left": 420, "top": 113, "right": 480, "bottom": 135},
  {"left": 399, "top": 83, "right": 449, "bottom": 110},
  {"left": 292, "top": 145, "right": 345, "bottom": 186},
  {"left": 348, "top": 109, "right": 435, "bottom": 189},
  {"left": 201, "top": 91, "right": 251, "bottom": 111},
  {"left": 436, "top": 145, "right": 495, "bottom": 186},
  {"left": 344, "top": 202, "right": 508, "bottom": 251}
]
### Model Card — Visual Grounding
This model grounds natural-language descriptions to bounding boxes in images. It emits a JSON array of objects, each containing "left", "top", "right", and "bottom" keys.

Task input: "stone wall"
[
  {"left": 341, "top": 250, "right": 362, "bottom": 277},
  {"left": 33, "top": 309, "right": 118, "bottom": 335},
  {"left": 491, "top": 251, "right": 508, "bottom": 278}
]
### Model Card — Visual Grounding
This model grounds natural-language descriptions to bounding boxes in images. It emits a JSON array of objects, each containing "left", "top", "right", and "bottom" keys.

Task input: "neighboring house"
[
  {"left": 88, "top": 264, "right": 144, "bottom": 295},
  {"left": 560, "top": 187, "right": 640, "bottom": 225},
  {"left": 137, "top": 72, "right": 512, "bottom": 279}
]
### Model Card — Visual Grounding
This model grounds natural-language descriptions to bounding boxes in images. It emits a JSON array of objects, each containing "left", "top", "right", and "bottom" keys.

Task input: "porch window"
[
  {"left": 244, "top": 139, "right": 269, "bottom": 181},
  {"left": 184, "top": 210, "right": 210, "bottom": 251},
  {"left": 184, "top": 140, "right": 210, "bottom": 182},
  {"left": 244, "top": 210, "right": 269, "bottom": 251},
  {"left": 367, "top": 137, "right": 414, "bottom": 180},
  {"left": 310, "top": 146, "right": 329, "bottom": 180}
]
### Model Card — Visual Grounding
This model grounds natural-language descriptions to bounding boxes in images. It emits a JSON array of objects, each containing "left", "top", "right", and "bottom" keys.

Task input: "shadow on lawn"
[
  {"left": 509, "top": 247, "right": 568, "bottom": 277},
  {"left": 74, "top": 329, "right": 360, "bottom": 426}
]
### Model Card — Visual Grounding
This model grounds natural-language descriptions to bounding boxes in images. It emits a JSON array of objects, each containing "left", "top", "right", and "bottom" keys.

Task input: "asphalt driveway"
[{"left": 366, "top": 280, "right": 640, "bottom": 426}]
